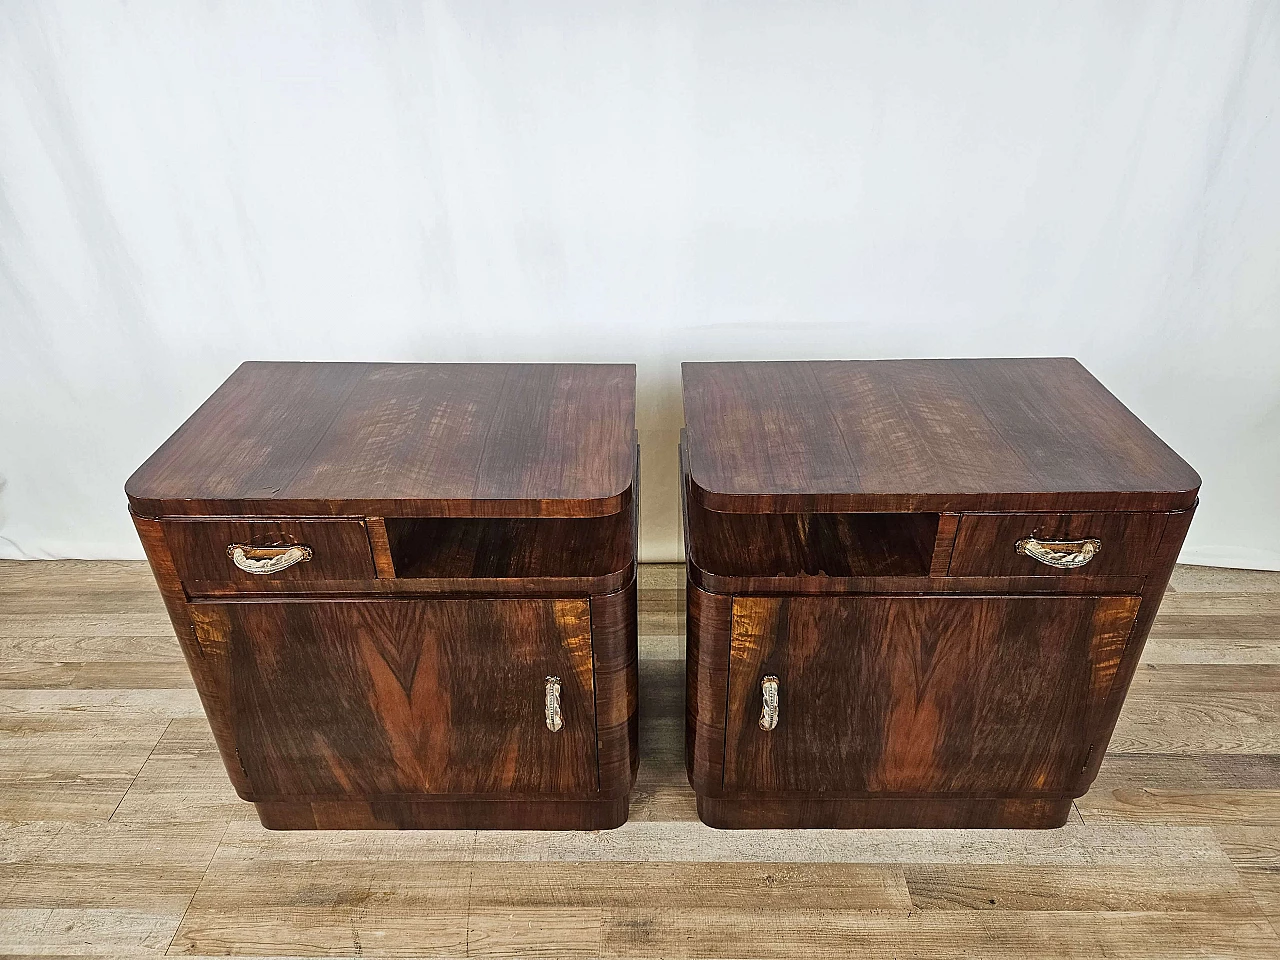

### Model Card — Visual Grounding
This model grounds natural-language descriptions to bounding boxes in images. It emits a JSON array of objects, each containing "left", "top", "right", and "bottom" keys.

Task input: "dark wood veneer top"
[
  {"left": 128, "top": 362, "right": 637, "bottom": 518},
  {"left": 681, "top": 358, "right": 1200, "bottom": 514}
]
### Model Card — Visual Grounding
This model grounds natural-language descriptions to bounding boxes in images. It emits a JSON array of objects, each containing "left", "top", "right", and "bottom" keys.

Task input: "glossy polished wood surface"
[
  {"left": 384, "top": 513, "right": 632, "bottom": 582},
  {"left": 200, "top": 599, "right": 599, "bottom": 798},
  {"left": 163, "top": 518, "right": 377, "bottom": 586},
  {"left": 697, "top": 795, "right": 1076, "bottom": 830},
  {"left": 127, "top": 362, "right": 637, "bottom": 518},
  {"left": 948, "top": 511, "right": 1169, "bottom": 578},
  {"left": 682, "top": 358, "right": 1198, "bottom": 829},
  {"left": 5, "top": 561, "right": 1280, "bottom": 957},
  {"left": 723, "top": 594, "right": 1139, "bottom": 795},
  {"left": 128, "top": 362, "right": 640, "bottom": 830},
  {"left": 682, "top": 359, "right": 1201, "bottom": 514}
]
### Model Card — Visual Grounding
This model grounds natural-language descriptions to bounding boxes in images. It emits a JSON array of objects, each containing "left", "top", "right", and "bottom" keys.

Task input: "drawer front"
[
  {"left": 949, "top": 512, "right": 1168, "bottom": 578},
  {"left": 164, "top": 519, "right": 376, "bottom": 587},
  {"left": 724, "top": 594, "right": 1139, "bottom": 796},
  {"left": 193, "top": 598, "right": 598, "bottom": 799}
]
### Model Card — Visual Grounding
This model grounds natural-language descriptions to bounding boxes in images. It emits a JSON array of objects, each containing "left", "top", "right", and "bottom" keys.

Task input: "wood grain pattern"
[
  {"left": 688, "top": 570, "right": 1148, "bottom": 598},
  {"left": 127, "top": 361, "right": 637, "bottom": 518},
  {"left": 385, "top": 511, "right": 632, "bottom": 583},
  {"left": 162, "top": 517, "right": 377, "bottom": 586},
  {"left": 698, "top": 795, "right": 1075, "bottom": 829},
  {"left": 723, "top": 594, "right": 1139, "bottom": 797},
  {"left": 365, "top": 517, "right": 397, "bottom": 578},
  {"left": 682, "top": 359, "right": 1201, "bottom": 514},
  {"left": 681, "top": 359, "right": 1196, "bottom": 830},
  {"left": 165, "top": 572, "right": 635, "bottom": 600},
  {"left": 949, "top": 511, "right": 1169, "bottom": 578},
  {"left": 254, "top": 797, "right": 629, "bottom": 830},
  {"left": 930, "top": 513, "right": 961, "bottom": 577},
  {"left": 3, "top": 560, "right": 1280, "bottom": 957},
  {"left": 686, "top": 496, "right": 938, "bottom": 578},
  {"left": 1083, "top": 505, "right": 1196, "bottom": 784},
  {"left": 128, "top": 361, "right": 639, "bottom": 830},
  {"left": 591, "top": 577, "right": 640, "bottom": 797},
  {"left": 685, "top": 582, "right": 733, "bottom": 796},
  {"left": 198, "top": 598, "right": 599, "bottom": 799}
]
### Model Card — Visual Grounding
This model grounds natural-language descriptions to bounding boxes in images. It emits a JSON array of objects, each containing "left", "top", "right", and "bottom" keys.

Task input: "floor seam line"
[
  {"left": 164, "top": 815, "right": 234, "bottom": 957},
  {"left": 107, "top": 717, "right": 172, "bottom": 823},
  {"left": 464, "top": 829, "right": 479, "bottom": 958}
]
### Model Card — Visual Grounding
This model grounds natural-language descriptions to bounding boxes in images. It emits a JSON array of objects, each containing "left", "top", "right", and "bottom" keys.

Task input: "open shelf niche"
[
  {"left": 686, "top": 492, "right": 938, "bottom": 579},
  {"left": 384, "top": 511, "right": 632, "bottom": 581}
]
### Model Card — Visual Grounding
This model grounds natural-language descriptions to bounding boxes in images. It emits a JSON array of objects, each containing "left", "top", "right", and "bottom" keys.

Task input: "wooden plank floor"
[{"left": 2, "top": 561, "right": 1279, "bottom": 958}]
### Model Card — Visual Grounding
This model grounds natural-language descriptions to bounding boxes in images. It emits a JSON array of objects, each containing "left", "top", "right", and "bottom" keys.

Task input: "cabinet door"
[
  {"left": 724, "top": 594, "right": 1139, "bottom": 796},
  {"left": 194, "top": 599, "right": 598, "bottom": 798}
]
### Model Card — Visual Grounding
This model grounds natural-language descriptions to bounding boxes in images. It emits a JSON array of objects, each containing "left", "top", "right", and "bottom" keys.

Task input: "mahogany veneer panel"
[
  {"left": 682, "top": 359, "right": 1201, "bottom": 514},
  {"left": 949, "top": 511, "right": 1168, "bottom": 578},
  {"left": 697, "top": 796, "right": 1074, "bottom": 830},
  {"left": 163, "top": 518, "right": 376, "bottom": 587},
  {"left": 385, "top": 513, "right": 631, "bottom": 581},
  {"left": 723, "top": 594, "right": 1139, "bottom": 796},
  {"left": 201, "top": 599, "right": 599, "bottom": 799},
  {"left": 255, "top": 797, "right": 629, "bottom": 830},
  {"left": 127, "top": 362, "right": 637, "bottom": 518},
  {"left": 686, "top": 497, "right": 937, "bottom": 578}
]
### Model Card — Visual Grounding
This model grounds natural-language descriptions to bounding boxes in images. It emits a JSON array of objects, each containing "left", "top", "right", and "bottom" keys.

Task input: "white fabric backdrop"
[{"left": 2, "top": 1, "right": 1278, "bottom": 567}]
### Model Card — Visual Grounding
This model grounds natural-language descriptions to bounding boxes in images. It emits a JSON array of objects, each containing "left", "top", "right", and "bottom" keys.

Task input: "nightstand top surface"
[
  {"left": 128, "top": 362, "right": 637, "bottom": 518},
  {"left": 681, "top": 358, "right": 1200, "bottom": 514}
]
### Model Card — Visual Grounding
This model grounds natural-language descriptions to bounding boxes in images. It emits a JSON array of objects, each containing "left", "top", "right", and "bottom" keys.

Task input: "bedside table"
[
  {"left": 128, "top": 362, "right": 639, "bottom": 830},
  {"left": 681, "top": 359, "right": 1199, "bottom": 829}
]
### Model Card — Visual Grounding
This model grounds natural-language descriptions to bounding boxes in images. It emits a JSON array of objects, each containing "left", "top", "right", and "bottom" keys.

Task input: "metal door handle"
[
  {"left": 1015, "top": 536, "right": 1102, "bottom": 569},
  {"left": 545, "top": 676, "right": 563, "bottom": 732},
  {"left": 759, "top": 675, "right": 779, "bottom": 731},
  {"left": 228, "top": 544, "right": 313, "bottom": 575}
]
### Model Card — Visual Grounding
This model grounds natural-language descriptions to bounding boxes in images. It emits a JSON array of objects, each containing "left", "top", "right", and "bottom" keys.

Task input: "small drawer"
[
  {"left": 163, "top": 519, "right": 376, "bottom": 587},
  {"left": 948, "top": 512, "right": 1168, "bottom": 578}
]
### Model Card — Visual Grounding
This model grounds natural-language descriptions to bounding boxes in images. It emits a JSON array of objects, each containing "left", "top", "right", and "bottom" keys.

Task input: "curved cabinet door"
[
  {"left": 193, "top": 598, "right": 598, "bottom": 800},
  {"left": 724, "top": 594, "right": 1139, "bottom": 797}
]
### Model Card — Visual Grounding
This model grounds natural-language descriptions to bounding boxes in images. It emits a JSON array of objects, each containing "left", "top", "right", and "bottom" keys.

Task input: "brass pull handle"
[
  {"left": 759, "top": 675, "right": 779, "bottom": 731},
  {"left": 227, "top": 544, "right": 313, "bottom": 575},
  {"left": 1015, "top": 536, "right": 1102, "bottom": 569},
  {"left": 545, "top": 676, "right": 563, "bottom": 732}
]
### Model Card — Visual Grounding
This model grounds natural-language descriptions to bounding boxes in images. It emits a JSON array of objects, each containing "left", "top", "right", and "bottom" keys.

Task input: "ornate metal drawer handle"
[
  {"left": 1015, "top": 536, "right": 1102, "bottom": 569},
  {"left": 759, "top": 675, "right": 780, "bottom": 731},
  {"left": 227, "top": 544, "right": 313, "bottom": 575},
  {"left": 545, "top": 676, "right": 563, "bottom": 732}
]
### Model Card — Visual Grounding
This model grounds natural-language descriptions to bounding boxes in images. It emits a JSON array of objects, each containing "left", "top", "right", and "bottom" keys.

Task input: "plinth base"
[
  {"left": 255, "top": 797, "right": 629, "bottom": 831},
  {"left": 696, "top": 795, "right": 1073, "bottom": 830}
]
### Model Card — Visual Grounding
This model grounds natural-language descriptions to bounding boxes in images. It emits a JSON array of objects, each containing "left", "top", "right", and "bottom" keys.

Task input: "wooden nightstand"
[
  {"left": 681, "top": 359, "right": 1199, "bottom": 829},
  {"left": 128, "top": 362, "right": 639, "bottom": 830}
]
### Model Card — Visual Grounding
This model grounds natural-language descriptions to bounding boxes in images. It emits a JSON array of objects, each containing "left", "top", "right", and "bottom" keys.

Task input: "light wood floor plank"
[
  {"left": 208, "top": 818, "right": 1235, "bottom": 866},
  {"left": 3, "top": 822, "right": 227, "bottom": 911},
  {"left": 0, "top": 907, "right": 184, "bottom": 956},
  {"left": 0, "top": 689, "right": 204, "bottom": 725},
  {"left": 0, "top": 662, "right": 195, "bottom": 689},
  {"left": 1108, "top": 664, "right": 1280, "bottom": 755},
  {"left": 1215, "top": 826, "right": 1280, "bottom": 931},
  {"left": 1168, "top": 567, "right": 1280, "bottom": 593},
  {"left": 172, "top": 861, "right": 911, "bottom": 957},
  {"left": 597, "top": 909, "right": 1280, "bottom": 959},
  {"left": 903, "top": 864, "right": 1259, "bottom": 913},
  {"left": 0, "top": 778, "right": 138, "bottom": 824},
  {"left": 0, "top": 633, "right": 183, "bottom": 663},
  {"left": 0, "top": 614, "right": 177, "bottom": 639}
]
